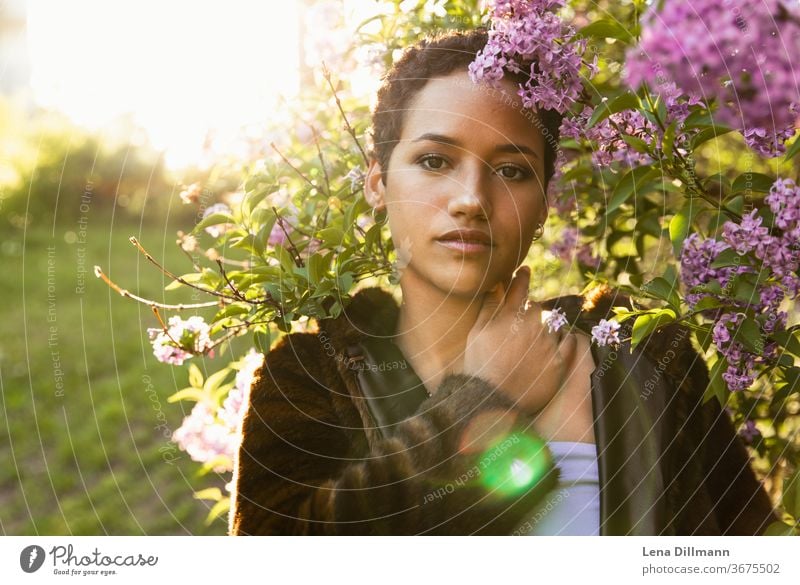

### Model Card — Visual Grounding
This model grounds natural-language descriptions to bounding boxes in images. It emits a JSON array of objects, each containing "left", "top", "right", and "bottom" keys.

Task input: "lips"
[
  {"left": 435, "top": 229, "right": 494, "bottom": 256},
  {"left": 435, "top": 229, "right": 494, "bottom": 246}
]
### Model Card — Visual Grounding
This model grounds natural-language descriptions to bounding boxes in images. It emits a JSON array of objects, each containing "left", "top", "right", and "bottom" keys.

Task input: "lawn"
[{"left": 0, "top": 209, "right": 243, "bottom": 535}]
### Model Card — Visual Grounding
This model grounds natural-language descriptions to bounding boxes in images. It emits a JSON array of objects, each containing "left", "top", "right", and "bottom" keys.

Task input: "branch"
[
  {"left": 270, "top": 142, "right": 318, "bottom": 191},
  {"left": 129, "top": 236, "right": 241, "bottom": 302},
  {"left": 322, "top": 62, "right": 370, "bottom": 167},
  {"left": 94, "top": 265, "right": 220, "bottom": 310}
]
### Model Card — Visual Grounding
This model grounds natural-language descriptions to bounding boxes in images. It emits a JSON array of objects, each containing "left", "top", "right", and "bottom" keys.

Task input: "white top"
[{"left": 512, "top": 441, "right": 600, "bottom": 536}]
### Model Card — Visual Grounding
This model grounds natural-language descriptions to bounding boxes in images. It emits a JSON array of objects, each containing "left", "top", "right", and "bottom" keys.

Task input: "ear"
[{"left": 364, "top": 158, "right": 387, "bottom": 212}]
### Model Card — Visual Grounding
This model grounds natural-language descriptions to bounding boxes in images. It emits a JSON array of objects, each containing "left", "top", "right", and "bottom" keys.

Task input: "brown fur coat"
[{"left": 228, "top": 284, "right": 777, "bottom": 535}]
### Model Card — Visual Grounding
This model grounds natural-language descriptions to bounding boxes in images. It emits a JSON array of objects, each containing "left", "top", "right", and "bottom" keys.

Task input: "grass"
[{"left": 0, "top": 209, "right": 245, "bottom": 535}]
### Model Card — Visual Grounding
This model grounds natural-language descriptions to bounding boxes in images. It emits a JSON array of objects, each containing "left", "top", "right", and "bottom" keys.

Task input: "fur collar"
[
  {"left": 319, "top": 282, "right": 692, "bottom": 392},
  {"left": 321, "top": 282, "right": 629, "bottom": 343}
]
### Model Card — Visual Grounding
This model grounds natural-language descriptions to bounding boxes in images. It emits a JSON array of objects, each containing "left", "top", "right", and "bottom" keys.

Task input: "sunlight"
[{"left": 26, "top": 0, "right": 300, "bottom": 169}]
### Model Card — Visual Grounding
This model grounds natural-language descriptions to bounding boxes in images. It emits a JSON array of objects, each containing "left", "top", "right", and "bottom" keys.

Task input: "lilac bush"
[{"left": 624, "top": 0, "right": 800, "bottom": 157}]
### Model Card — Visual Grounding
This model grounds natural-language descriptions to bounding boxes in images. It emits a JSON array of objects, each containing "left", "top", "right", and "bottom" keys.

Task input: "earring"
[
  {"left": 371, "top": 206, "right": 387, "bottom": 225},
  {"left": 532, "top": 222, "right": 544, "bottom": 241}
]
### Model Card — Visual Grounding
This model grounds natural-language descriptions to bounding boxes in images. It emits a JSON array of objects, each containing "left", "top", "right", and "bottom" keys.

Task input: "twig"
[
  {"left": 270, "top": 142, "right": 318, "bottom": 191},
  {"left": 151, "top": 306, "right": 185, "bottom": 348},
  {"left": 272, "top": 206, "right": 305, "bottom": 267},
  {"left": 215, "top": 259, "right": 248, "bottom": 302},
  {"left": 312, "top": 126, "right": 332, "bottom": 198},
  {"left": 322, "top": 62, "right": 370, "bottom": 167},
  {"left": 94, "top": 265, "right": 220, "bottom": 310},
  {"left": 129, "top": 236, "right": 240, "bottom": 302}
]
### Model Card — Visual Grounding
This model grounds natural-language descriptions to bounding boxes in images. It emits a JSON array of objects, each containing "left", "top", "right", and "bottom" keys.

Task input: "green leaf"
[
  {"left": 731, "top": 172, "right": 776, "bottom": 195},
  {"left": 253, "top": 329, "right": 273, "bottom": 354},
  {"left": 205, "top": 497, "right": 231, "bottom": 526},
  {"left": 620, "top": 134, "right": 650, "bottom": 154},
  {"left": 783, "top": 468, "right": 800, "bottom": 520},
  {"left": 606, "top": 165, "right": 657, "bottom": 215},
  {"left": 692, "top": 295, "right": 723, "bottom": 313},
  {"left": 317, "top": 227, "right": 346, "bottom": 247},
  {"left": 203, "top": 368, "right": 233, "bottom": 394},
  {"left": 164, "top": 272, "right": 205, "bottom": 291},
  {"left": 731, "top": 274, "right": 758, "bottom": 305},
  {"left": 691, "top": 125, "right": 735, "bottom": 148},
  {"left": 662, "top": 120, "right": 677, "bottom": 161},
  {"left": 733, "top": 316, "right": 764, "bottom": 354},
  {"left": 631, "top": 309, "right": 677, "bottom": 350},
  {"left": 307, "top": 253, "right": 326, "bottom": 285},
  {"left": 640, "top": 277, "right": 681, "bottom": 310},
  {"left": 273, "top": 244, "right": 297, "bottom": 273},
  {"left": 254, "top": 212, "right": 278, "bottom": 251},
  {"left": 192, "top": 212, "right": 235, "bottom": 236},
  {"left": 231, "top": 233, "right": 261, "bottom": 255},
  {"left": 763, "top": 521, "right": 799, "bottom": 536},
  {"left": 682, "top": 111, "right": 715, "bottom": 129},
  {"left": 167, "top": 387, "right": 207, "bottom": 403},
  {"left": 336, "top": 271, "right": 354, "bottom": 293},
  {"left": 704, "top": 355, "right": 730, "bottom": 405},
  {"left": 578, "top": 19, "right": 635, "bottom": 43},
  {"left": 193, "top": 487, "right": 223, "bottom": 501},
  {"left": 709, "top": 248, "right": 744, "bottom": 269},
  {"left": 213, "top": 302, "right": 251, "bottom": 322},
  {"left": 773, "top": 330, "right": 800, "bottom": 359},
  {"left": 694, "top": 323, "right": 714, "bottom": 354},
  {"left": 669, "top": 199, "right": 698, "bottom": 256},
  {"left": 589, "top": 92, "right": 642, "bottom": 128},
  {"left": 783, "top": 133, "right": 800, "bottom": 161},
  {"left": 188, "top": 363, "right": 204, "bottom": 389},
  {"left": 241, "top": 184, "right": 271, "bottom": 218}
]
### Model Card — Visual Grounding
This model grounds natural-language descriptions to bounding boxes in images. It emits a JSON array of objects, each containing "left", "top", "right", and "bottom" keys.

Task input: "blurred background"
[{"left": 0, "top": 0, "right": 391, "bottom": 535}]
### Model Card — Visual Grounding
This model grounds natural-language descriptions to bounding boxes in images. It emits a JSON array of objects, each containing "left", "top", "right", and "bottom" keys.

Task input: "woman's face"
[{"left": 365, "top": 70, "right": 548, "bottom": 298}]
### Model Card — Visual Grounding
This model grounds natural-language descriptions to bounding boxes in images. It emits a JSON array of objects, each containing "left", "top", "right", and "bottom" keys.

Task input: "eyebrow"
[{"left": 411, "top": 132, "right": 540, "bottom": 159}]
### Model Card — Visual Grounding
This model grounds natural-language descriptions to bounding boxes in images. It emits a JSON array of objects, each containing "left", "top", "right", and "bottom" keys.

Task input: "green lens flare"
[{"left": 478, "top": 433, "right": 553, "bottom": 497}]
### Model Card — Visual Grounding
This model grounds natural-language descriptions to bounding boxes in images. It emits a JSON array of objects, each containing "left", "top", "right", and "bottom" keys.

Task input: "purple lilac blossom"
[
  {"left": 544, "top": 307, "right": 568, "bottom": 333},
  {"left": 591, "top": 318, "right": 621, "bottom": 346},
  {"left": 739, "top": 419, "right": 761, "bottom": 444},
  {"left": 550, "top": 226, "right": 578, "bottom": 261},
  {"left": 722, "top": 210, "right": 769, "bottom": 255},
  {"left": 624, "top": 0, "right": 800, "bottom": 158},
  {"left": 468, "top": 0, "right": 595, "bottom": 115}
]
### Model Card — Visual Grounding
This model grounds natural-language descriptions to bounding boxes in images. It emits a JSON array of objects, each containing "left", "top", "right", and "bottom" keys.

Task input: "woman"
[{"left": 228, "top": 29, "right": 777, "bottom": 536}]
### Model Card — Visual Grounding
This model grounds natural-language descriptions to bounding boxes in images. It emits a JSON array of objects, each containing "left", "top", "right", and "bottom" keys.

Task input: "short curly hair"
[{"left": 369, "top": 28, "right": 563, "bottom": 187}]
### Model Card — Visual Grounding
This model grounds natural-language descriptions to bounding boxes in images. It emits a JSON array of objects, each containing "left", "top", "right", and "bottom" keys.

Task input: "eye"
[
  {"left": 417, "top": 154, "right": 449, "bottom": 171},
  {"left": 496, "top": 165, "right": 531, "bottom": 181}
]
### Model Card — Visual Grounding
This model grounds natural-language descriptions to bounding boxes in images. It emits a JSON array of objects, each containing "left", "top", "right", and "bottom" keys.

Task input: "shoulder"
[
  {"left": 246, "top": 330, "right": 333, "bottom": 415},
  {"left": 544, "top": 283, "right": 703, "bottom": 393}
]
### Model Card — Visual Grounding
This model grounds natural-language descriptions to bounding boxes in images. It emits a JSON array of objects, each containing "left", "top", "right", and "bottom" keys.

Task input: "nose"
[{"left": 447, "top": 162, "right": 492, "bottom": 220}]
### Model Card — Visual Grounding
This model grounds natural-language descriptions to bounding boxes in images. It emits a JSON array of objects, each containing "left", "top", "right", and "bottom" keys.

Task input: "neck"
[{"left": 392, "top": 272, "right": 502, "bottom": 391}]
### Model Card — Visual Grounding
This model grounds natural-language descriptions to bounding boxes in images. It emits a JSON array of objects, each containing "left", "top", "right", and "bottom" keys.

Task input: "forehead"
[{"left": 400, "top": 71, "right": 543, "bottom": 147}]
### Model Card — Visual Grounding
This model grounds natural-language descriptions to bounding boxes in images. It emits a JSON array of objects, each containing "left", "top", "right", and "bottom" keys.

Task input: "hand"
[{"left": 461, "top": 266, "right": 579, "bottom": 416}]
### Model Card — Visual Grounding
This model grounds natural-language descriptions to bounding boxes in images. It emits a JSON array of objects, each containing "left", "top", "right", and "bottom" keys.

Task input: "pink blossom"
[
  {"left": 147, "top": 316, "right": 213, "bottom": 366},
  {"left": 172, "top": 401, "right": 239, "bottom": 473}
]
